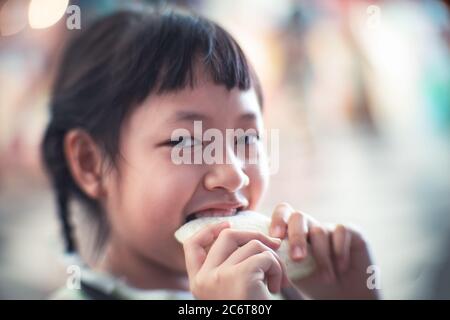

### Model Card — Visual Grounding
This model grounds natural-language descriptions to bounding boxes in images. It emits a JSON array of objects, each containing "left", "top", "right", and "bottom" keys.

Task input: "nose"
[{"left": 203, "top": 149, "right": 250, "bottom": 192}]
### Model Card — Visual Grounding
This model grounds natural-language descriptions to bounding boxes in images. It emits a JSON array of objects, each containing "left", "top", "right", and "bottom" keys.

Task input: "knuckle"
[
  {"left": 271, "top": 217, "right": 285, "bottom": 226},
  {"left": 276, "top": 202, "right": 292, "bottom": 212},
  {"left": 213, "top": 268, "right": 224, "bottom": 285},
  {"left": 352, "top": 229, "right": 369, "bottom": 247},
  {"left": 290, "top": 234, "right": 306, "bottom": 244},
  {"left": 248, "top": 239, "right": 264, "bottom": 249},
  {"left": 310, "top": 226, "right": 326, "bottom": 237},
  {"left": 218, "top": 228, "right": 234, "bottom": 240},
  {"left": 334, "top": 223, "right": 347, "bottom": 234},
  {"left": 191, "top": 275, "right": 204, "bottom": 293},
  {"left": 254, "top": 231, "right": 268, "bottom": 240},
  {"left": 246, "top": 231, "right": 266, "bottom": 242},
  {"left": 262, "top": 250, "right": 275, "bottom": 260},
  {"left": 345, "top": 224, "right": 367, "bottom": 242},
  {"left": 290, "top": 211, "right": 303, "bottom": 220},
  {"left": 265, "top": 251, "right": 281, "bottom": 269}
]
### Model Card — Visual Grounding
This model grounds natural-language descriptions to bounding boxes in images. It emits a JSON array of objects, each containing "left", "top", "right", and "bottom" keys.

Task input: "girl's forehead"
[
  {"left": 121, "top": 85, "right": 263, "bottom": 141},
  {"left": 140, "top": 84, "right": 262, "bottom": 125}
]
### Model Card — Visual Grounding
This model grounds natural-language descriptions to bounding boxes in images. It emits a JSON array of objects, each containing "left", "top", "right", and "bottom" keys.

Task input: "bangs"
[{"left": 108, "top": 9, "right": 262, "bottom": 106}]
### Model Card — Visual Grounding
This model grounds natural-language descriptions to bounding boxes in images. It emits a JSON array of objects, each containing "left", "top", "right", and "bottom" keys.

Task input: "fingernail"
[
  {"left": 272, "top": 226, "right": 284, "bottom": 238},
  {"left": 292, "top": 246, "right": 304, "bottom": 259},
  {"left": 271, "top": 237, "right": 282, "bottom": 244}
]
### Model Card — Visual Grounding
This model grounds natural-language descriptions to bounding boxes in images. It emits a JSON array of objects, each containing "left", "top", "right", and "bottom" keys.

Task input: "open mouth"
[{"left": 185, "top": 206, "right": 245, "bottom": 223}]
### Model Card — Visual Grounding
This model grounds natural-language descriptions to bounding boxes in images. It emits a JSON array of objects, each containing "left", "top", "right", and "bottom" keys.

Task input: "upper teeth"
[{"left": 194, "top": 208, "right": 238, "bottom": 219}]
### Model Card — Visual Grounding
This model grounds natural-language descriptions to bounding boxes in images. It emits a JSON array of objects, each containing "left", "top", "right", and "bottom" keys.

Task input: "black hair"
[{"left": 41, "top": 8, "right": 263, "bottom": 256}]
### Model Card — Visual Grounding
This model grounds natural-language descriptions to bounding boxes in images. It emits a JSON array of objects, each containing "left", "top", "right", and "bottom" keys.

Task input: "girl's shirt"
[
  {"left": 50, "top": 261, "right": 285, "bottom": 300},
  {"left": 50, "top": 265, "right": 196, "bottom": 300}
]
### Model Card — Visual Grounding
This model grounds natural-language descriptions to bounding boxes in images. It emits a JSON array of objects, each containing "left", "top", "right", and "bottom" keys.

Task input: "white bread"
[{"left": 175, "top": 210, "right": 315, "bottom": 280}]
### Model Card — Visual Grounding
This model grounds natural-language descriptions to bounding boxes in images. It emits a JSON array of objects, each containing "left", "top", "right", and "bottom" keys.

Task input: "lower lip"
[{"left": 194, "top": 208, "right": 238, "bottom": 219}]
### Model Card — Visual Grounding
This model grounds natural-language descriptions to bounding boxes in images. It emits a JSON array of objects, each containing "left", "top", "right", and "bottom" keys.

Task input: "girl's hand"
[
  {"left": 183, "top": 221, "right": 290, "bottom": 300},
  {"left": 269, "top": 203, "right": 381, "bottom": 299}
]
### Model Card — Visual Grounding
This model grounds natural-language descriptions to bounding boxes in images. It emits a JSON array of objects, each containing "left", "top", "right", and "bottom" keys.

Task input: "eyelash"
[
  {"left": 166, "top": 137, "right": 202, "bottom": 148},
  {"left": 236, "top": 134, "right": 260, "bottom": 145},
  {"left": 166, "top": 134, "right": 260, "bottom": 148}
]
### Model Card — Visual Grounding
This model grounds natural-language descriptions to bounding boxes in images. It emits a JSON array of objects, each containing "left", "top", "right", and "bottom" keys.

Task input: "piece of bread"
[{"left": 175, "top": 210, "right": 315, "bottom": 280}]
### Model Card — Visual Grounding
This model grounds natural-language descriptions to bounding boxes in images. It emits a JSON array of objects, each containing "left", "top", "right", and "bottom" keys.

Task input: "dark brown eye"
[
  {"left": 167, "top": 136, "right": 201, "bottom": 148},
  {"left": 236, "top": 134, "right": 260, "bottom": 145}
]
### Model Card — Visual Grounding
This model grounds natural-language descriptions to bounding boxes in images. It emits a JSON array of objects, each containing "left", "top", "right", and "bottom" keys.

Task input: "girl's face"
[{"left": 102, "top": 79, "right": 268, "bottom": 274}]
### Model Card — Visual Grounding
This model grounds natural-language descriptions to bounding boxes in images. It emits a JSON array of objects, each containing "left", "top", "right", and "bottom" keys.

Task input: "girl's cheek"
[{"left": 246, "top": 165, "right": 269, "bottom": 209}]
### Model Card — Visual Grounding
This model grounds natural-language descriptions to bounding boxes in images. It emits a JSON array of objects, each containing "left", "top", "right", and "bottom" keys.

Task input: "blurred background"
[{"left": 0, "top": 0, "right": 449, "bottom": 299}]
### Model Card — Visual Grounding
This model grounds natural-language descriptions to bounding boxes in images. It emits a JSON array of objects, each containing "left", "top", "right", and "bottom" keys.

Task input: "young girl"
[{"left": 42, "top": 8, "right": 379, "bottom": 300}]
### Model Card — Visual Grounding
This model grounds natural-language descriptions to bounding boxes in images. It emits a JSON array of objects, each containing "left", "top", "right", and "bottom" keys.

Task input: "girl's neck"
[{"left": 95, "top": 240, "right": 189, "bottom": 292}]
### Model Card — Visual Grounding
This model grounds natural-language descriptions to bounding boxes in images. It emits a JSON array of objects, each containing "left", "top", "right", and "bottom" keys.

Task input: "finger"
[
  {"left": 238, "top": 251, "right": 284, "bottom": 294},
  {"left": 331, "top": 224, "right": 351, "bottom": 274},
  {"left": 183, "top": 221, "right": 230, "bottom": 277},
  {"left": 347, "top": 224, "right": 369, "bottom": 251},
  {"left": 287, "top": 211, "right": 308, "bottom": 261},
  {"left": 308, "top": 223, "right": 336, "bottom": 283},
  {"left": 221, "top": 239, "right": 289, "bottom": 287},
  {"left": 269, "top": 202, "right": 293, "bottom": 239},
  {"left": 203, "top": 229, "right": 282, "bottom": 270},
  {"left": 220, "top": 239, "right": 290, "bottom": 287},
  {"left": 221, "top": 239, "right": 277, "bottom": 266}
]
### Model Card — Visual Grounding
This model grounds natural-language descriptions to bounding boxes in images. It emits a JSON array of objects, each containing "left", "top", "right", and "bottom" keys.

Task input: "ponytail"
[
  {"left": 42, "top": 124, "right": 79, "bottom": 254},
  {"left": 56, "top": 182, "right": 77, "bottom": 253}
]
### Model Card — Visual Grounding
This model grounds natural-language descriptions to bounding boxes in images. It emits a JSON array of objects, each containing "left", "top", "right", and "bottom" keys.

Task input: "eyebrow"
[
  {"left": 239, "top": 112, "right": 257, "bottom": 122},
  {"left": 173, "top": 110, "right": 258, "bottom": 122},
  {"left": 174, "top": 111, "right": 211, "bottom": 122}
]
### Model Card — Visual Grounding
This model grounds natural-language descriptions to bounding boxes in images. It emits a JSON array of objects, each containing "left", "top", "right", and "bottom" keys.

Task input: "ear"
[{"left": 64, "top": 129, "right": 105, "bottom": 199}]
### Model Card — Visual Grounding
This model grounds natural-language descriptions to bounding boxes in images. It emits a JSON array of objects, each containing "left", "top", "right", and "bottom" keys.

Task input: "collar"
[{"left": 64, "top": 253, "right": 194, "bottom": 300}]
